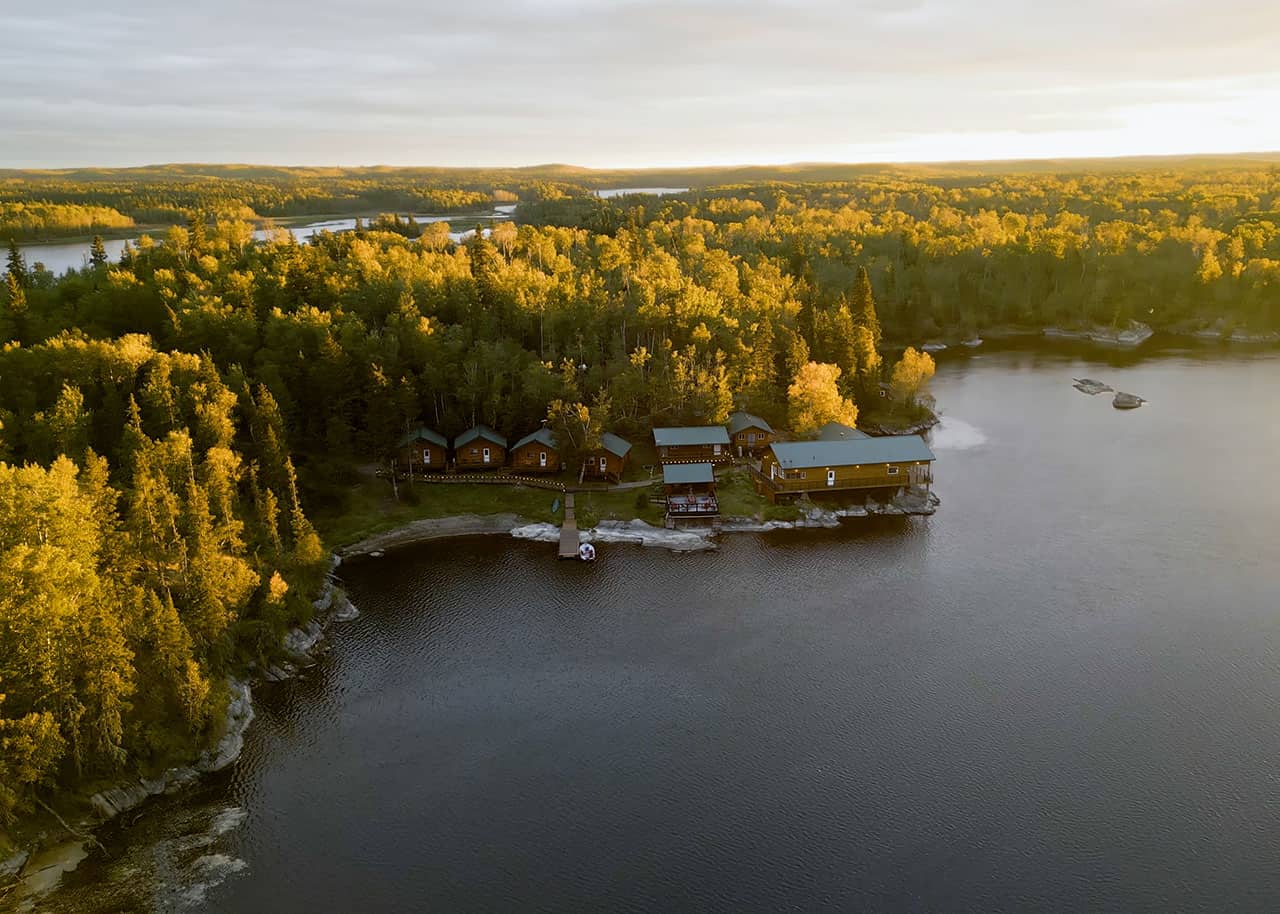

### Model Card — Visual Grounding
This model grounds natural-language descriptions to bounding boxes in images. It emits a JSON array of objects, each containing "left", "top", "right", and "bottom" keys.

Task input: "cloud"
[{"left": 1, "top": 0, "right": 1279, "bottom": 166}]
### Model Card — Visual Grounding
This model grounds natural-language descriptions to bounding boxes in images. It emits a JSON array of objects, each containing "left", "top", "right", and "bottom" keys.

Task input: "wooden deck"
[{"left": 558, "top": 493, "right": 580, "bottom": 559}]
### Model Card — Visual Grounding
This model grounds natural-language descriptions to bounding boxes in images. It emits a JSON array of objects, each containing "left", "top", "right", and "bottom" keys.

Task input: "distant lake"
[
  {"left": 14, "top": 208, "right": 518, "bottom": 276},
  {"left": 594, "top": 187, "right": 689, "bottom": 198},
  {"left": 38, "top": 342, "right": 1280, "bottom": 913}
]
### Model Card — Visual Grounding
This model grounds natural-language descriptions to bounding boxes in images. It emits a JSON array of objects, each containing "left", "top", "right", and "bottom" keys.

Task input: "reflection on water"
[{"left": 23, "top": 346, "right": 1280, "bottom": 914}]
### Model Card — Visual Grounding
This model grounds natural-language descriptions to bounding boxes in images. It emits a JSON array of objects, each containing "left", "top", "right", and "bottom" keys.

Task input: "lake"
[
  {"left": 29, "top": 342, "right": 1280, "bottom": 913},
  {"left": 14, "top": 205, "right": 519, "bottom": 276}
]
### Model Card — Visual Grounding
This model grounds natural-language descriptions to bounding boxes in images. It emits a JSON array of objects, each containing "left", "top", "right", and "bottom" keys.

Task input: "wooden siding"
[
  {"left": 658, "top": 443, "right": 730, "bottom": 464},
  {"left": 582, "top": 449, "right": 628, "bottom": 481},
  {"left": 395, "top": 443, "right": 447, "bottom": 471},
  {"left": 731, "top": 428, "right": 774, "bottom": 455},
  {"left": 510, "top": 442, "right": 561, "bottom": 473},
  {"left": 456, "top": 443, "right": 507, "bottom": 470},
  {"left": 758, "top": 453, "right": 932, "bottom": 494}
]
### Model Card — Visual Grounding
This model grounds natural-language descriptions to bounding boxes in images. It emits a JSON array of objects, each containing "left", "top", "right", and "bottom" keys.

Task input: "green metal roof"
[
  {"left": 662, "top": 462, "right": 715, "bottom": 485},
  {"left": 398, "top": 426, "right": 447, "bottom": 448},
  {"left": 454, "top": 425, "right": 507, "bottom": 449},
  {"left": 727, "top": 411, "right": 774, "bottom": 435},
  {"left": 512, "top": 427, "right": 558, "bottom": 451},
  {"left": 601, "top": 432, "right": 632, "bottom": 458},
  {"left": 816, "top": 422, "right": 870, "bottom": 441},
  {"left": 769, "top": 435, "right": 935, "bottom": 469},
  {"left": 653, "top": 426, "right": 731, "bottom": 447}
]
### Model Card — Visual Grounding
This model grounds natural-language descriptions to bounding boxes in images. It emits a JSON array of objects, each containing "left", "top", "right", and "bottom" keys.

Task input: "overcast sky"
[{"left": 4, "top": 0, "right": 1280, "bottom": 168}]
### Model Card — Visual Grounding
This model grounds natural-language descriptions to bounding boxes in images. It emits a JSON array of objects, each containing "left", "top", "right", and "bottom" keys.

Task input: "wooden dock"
[{"left": 558, "top": 492, "right": 580, "bottom": 559}]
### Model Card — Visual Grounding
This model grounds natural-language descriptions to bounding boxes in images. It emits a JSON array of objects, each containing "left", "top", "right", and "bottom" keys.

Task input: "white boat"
[{"left": 578, "top": 542, "right": 597, "bottom": 562}]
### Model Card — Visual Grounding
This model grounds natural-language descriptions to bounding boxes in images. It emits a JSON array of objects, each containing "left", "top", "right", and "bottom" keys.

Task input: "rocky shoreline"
[
  {"left": 339, "top": 512, "right": 530, "bottom": 558},
  {"left": 2, "top": 559, "right": 359, "bottom": 907}
]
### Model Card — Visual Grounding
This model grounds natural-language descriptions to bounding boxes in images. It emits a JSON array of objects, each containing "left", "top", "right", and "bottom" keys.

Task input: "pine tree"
[
  {"left": 89, "top": 235, "right": 108, "bottom": 269},
  {"left": 850, "top": 266, "right": 881, "bottom": 351},
  {"left": 5, "top": 240, "right": 27, "bottom": 287}
]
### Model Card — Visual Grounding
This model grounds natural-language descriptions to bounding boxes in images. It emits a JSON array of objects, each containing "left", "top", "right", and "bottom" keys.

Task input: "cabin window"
[{"left": 887, "top": 466, "right": 899, "bottom": 476}]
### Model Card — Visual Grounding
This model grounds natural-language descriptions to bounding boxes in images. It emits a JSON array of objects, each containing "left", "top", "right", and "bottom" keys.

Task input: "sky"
[{"left": 4, "top": 0, "right": 1280, "bottom": 169}]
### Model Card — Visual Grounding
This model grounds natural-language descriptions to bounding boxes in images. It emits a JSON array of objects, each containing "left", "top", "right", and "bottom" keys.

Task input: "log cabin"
[
  {"left": 583, "top": 432, "right": 632, "bottom": 481},
  {"left": 453, "top": 425, "right": 508, "bottom": 470},
  {"left": 727, "top": 411, "right": 775, "bottom": 456},
  {"left": 662, "top": 462, "right": 719, "bottom": 518},
  {"left": 510, "top": 427, "right": 561, "bottom": 474},
  {"left": 757, "top": 435, "right": 934, "bottom": 502},
  {"left": 653, "top": 426, "right": 731, "bottom": 464},
  {"left": 395, "top": 426, "right": 448, "bottom": 473}
]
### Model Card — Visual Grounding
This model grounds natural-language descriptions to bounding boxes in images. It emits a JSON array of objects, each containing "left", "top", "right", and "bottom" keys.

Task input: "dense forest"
[{"left": 2, "top": 158, "right": 1279, "bottom": 830}]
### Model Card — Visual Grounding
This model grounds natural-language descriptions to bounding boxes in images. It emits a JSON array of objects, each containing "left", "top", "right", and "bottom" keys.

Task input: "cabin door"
[
  {"left": 422, "top": 448, "right": 431, "bottom": 466},
  {"left": 826, "top": 469, "right": 836, "bottom": 487},
  {"left": 599, "top": 457, "right": 608, "bottom": 472},
  {"left": 713, "top": 444, "right": 722, "bottom": 456},
  {"left": 482, "top": 447, "right": 491, "bottom": 464},
  {"left": 539, "top": 451, "right": 547, "bottom": 468}
]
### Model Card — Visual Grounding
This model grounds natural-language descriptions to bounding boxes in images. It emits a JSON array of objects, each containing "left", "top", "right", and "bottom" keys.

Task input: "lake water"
[
  {"left": 595, "top": 187, "right": 689, "bottom": 199},
  {"left": 14, "top": 206, "right": 519, "bottom": 276},
  {"left": 27, "top": 342, "right": 1280, "bottom": 913}
]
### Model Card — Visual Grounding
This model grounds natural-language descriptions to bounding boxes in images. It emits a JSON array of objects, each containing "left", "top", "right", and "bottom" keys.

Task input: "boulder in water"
[
  {"left": 1072, "top": 378, "right": 1113, "bottom": 395},
  {"left": 1113, "top": 391, "right": 1144, "bottom": 409}
]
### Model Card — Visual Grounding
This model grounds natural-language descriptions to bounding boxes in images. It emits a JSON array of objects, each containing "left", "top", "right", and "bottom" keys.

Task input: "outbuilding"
[{"left": 757, "top": 435, "right": 935, "bottom": 501}]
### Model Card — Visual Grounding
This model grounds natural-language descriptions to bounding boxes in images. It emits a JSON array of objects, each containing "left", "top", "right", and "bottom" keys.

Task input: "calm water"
[{"left": 35, "top": 342, "right": 1280, "bottom": 913}]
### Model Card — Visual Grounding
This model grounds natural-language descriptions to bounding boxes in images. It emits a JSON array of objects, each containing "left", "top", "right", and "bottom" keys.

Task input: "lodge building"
[
  {"left": 653, "top": 426, "right": 731, "bottom": 464},
  {"left": 756, "top": 435, "right": 935, "bottom": 502}
]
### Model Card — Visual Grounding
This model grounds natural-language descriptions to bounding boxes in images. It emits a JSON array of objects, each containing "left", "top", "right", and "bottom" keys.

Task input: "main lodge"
[{"left": 756, "top": 434, "right": 935, "bottom": 502}]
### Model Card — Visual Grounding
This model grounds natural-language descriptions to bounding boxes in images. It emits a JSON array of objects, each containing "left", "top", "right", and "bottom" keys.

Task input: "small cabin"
[
  {"left": 757, "top": 435, "right": 935, "bottom": 502},
  {"left": 395, "top": 426, "right": 448, "bottom": 473},
  {"left": 727, "top": 411, "right": 775, "bottom": 456},
  {"left": 454, "top": 425, "right": 508, "bottom": 470},
  {"left": 584, "top": 432, "right": 632, "bottom": 482},
  {"left": 510, "top": 427, "right": 561, "bottom": 474},
  {"left": 653, "top": 426, "right": 731, "bottom": 464},
  {"left": 662, "top": 462, "right": 719, "bottom": 518},
  {"left": 816, "top": 421, "right": 870, "bottom": 442}
]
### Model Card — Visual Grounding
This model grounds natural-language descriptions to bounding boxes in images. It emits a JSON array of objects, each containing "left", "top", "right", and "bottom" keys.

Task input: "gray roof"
[
  {"left": 769, "top": 435, "right": 935, "bottom": 469},
  {"left": 728, "top": 411, "right": 774, "bottom": 435},
  {"left": 663, "top": 463, "right": 715, "bottom": 485},
  {"left": 398, "top": 426, "right": 447, "bottom": 448},
  {"left": 454, "top": 425, "right": 507, "bottom": 449},
  {"left": 816, "top": 422, "right": 870, "bottom": 441},
  {"left": 601, "top": 432, "right": 632, "bottom": 458},
  {"left": 653, "top": 426, "right": 731, "bottom": 447},
  {"left": 512, "top": 427, "right": 558, "bottom": 451}
]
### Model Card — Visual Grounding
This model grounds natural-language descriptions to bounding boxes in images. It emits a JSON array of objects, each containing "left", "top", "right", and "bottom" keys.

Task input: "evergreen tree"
[
  {"left": 5, "top": 239, "right": 27, "bottom": 287},
  {"left": 849, "top": 266, "right": 881, "bottom": 351},
  {"left": 90, "top": 235, "right": 109, "bottom": 268}
]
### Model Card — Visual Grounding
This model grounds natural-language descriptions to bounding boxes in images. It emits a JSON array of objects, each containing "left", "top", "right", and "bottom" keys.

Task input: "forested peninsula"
[{"left": 3, "top": 157, "right": 1280, "bottom": 853}]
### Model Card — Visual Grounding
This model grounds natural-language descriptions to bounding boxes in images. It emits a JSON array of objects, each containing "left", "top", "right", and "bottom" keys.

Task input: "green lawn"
[{"left": 714, "top": 469, "right": 802, "bottom": 521}]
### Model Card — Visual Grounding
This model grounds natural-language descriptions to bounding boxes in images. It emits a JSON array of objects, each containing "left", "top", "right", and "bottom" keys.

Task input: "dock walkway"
[{"left": 558, "top": 493, "right": 580, "bottom": 559}]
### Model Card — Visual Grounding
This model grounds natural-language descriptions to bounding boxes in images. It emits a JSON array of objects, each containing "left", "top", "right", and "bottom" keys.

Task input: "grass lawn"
[
  {"left": 714, "top": 469, "right": 802, "bottom": 521},
  {"left": 313, "top": 475, "right": 567, "bottom": 547}
]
